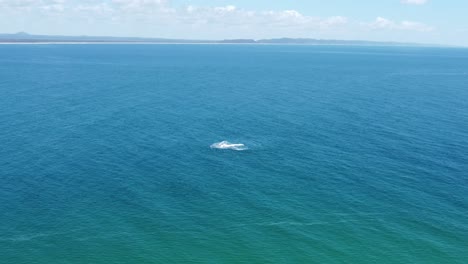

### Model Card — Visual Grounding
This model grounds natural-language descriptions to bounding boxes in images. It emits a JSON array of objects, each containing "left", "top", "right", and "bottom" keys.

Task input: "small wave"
[
  {"left": 0, "top": 228, "right": 85, "bottom": 242},
  {"left": 254, "top": 219, "right": 364, "bottom": 226},
  {"left": 210, "top": 141, "right": 248, "bottom": 151}
]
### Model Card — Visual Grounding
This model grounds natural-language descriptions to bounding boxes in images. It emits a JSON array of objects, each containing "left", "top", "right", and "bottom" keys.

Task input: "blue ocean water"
[{"left": 0, "top": 44, "right": 467, "bottom": 263}]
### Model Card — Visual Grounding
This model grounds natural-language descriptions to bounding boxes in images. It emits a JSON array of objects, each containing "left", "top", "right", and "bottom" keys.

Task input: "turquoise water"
[{"left": 0, "top": 44, "right": 467, "bottom": 263}]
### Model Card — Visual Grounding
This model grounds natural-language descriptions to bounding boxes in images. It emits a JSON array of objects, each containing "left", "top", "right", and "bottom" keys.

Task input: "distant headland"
[{"left": 0, "top": 32, "right": 435, "bottom": 46}]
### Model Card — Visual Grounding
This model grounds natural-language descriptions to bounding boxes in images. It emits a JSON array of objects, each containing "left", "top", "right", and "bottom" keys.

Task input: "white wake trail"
[{"left": 210, "top": 141, "right": 248, "bottom": 151}]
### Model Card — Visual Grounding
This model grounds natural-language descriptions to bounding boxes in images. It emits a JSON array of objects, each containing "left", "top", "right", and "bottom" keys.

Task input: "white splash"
[{"left": 210, "top": 141, "right": 248, "bottom": 151}]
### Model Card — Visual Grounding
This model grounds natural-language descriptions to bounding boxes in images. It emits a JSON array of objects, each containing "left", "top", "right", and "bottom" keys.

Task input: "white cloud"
[
  {"left": 0, "top": 0, "right": 66, "bottom": 13},
  {"left": 214, "top": 5, "right": 236, "bottom": 13},
  {"left": 180, "top": 6, "right": 348, "bottom": 30},
  {"left": 0, "top": 1, "right": 436, "bottom": 41},
  {"left": 112, "top": 0, "right": 173, "bottom": 14},
  {"left": 75, "top": 3, "right": 113, "bottom": 15},
  {"left": 41, "top": 0, "right": 65, "bottom": 12},
  {"left": 0, "top": 0, "right": 35, "bottom": 6},
  {"left": 401, "top": 0, "right": 428, "bottom": 5},
  {"left": 371, "top": 17, "right": 394, "bottom": 29},
  {"left": 0, "top": 1, "right": 429, "bottom": 34},
  {"left": 40, "top": 4, "right": 64, "bottom": 12},
  {"left": 368, "top": 17, "right": 433, "bottom": 32},
  {"left": 0, "top": 0, "right": 64, "bottom": 6}
]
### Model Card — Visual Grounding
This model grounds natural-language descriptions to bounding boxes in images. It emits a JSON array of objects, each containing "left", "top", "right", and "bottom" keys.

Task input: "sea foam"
[{"left": 210, "top": 141, "right": 248, "bottom": 151}]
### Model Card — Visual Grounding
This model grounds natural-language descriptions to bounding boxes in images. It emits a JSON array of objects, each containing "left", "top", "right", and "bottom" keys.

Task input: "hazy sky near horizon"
[{"left": 0, "top": 0, "right": 467, "bottom": 45}]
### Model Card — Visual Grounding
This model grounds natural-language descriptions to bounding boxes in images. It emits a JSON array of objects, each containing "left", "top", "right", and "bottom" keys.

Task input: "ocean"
[{"left": 0, "top": 44, "right": 467, "bottom": 263}]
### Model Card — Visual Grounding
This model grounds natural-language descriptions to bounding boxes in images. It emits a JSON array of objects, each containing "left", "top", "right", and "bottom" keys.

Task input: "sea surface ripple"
[{"left": 0, "top": 44, "right": 467, "bottom": 263}]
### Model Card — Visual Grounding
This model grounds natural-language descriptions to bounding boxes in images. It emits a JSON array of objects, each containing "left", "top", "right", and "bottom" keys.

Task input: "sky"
[{"left": 0, "top": 0, "right": 467, "bottom": 45}]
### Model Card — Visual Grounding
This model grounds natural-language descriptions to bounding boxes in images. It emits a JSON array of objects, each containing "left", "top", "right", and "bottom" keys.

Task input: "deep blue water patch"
[{"left": 0, "top": 44, "right": 467, "bottom": 263}]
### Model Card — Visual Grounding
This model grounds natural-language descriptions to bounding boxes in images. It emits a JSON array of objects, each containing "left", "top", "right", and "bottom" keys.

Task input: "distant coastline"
[{"left": 0, "top": 32, "right": 439, "bottom": 47}]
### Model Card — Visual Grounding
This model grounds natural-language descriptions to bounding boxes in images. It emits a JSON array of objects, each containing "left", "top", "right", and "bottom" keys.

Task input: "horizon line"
[{"left": 0, "top": 32, "right": 462, "bottom": 48}]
